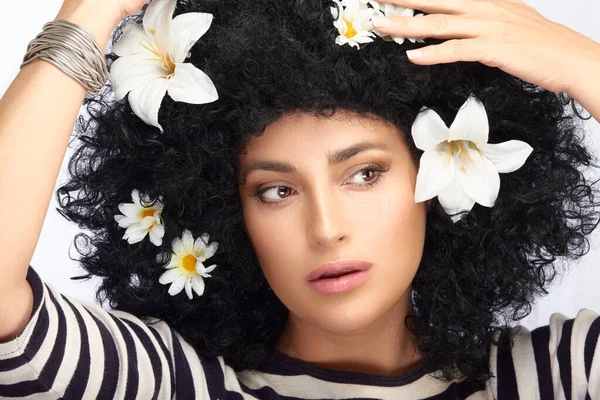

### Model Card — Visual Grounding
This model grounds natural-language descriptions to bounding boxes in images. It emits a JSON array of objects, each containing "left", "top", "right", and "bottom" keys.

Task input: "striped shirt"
[{"left": 0, "top": 266, "right": 599, "bottom": 399}]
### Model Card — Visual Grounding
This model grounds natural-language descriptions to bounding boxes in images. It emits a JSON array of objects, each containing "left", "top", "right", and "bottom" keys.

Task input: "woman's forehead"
[{"left": 240, "top": 111, "right": 403, "bottom": 157}]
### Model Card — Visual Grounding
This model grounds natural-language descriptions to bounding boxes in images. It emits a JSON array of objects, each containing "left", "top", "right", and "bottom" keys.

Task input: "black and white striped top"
[{"left": 0, "top": 266, "right": 599, "bottom": 399}]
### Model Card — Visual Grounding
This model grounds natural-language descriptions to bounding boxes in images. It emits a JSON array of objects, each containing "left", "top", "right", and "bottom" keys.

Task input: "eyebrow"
[{"left": 240, "top": 141, "right": 389, "bottom": 180}]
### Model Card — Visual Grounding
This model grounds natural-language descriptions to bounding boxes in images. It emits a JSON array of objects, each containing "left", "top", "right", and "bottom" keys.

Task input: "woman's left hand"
[{"left": 371, "top": 0, "right": 600, "bottom": 95}]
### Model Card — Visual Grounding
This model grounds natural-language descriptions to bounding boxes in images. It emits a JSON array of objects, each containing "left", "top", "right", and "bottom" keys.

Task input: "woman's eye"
[
  {"left": 252, "top": 164, "right": 387, "bottom": 207},
  {"left": 259, "top": 186, "right": 293, "bottom": 202},
  {"left": 347, "top": 167, "right": 380, "bottom": 184}
]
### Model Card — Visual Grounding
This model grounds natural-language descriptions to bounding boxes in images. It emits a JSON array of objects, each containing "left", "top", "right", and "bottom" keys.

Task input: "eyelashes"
[{"left": 248, "top": 164, "right": 389, "bottom": 208}]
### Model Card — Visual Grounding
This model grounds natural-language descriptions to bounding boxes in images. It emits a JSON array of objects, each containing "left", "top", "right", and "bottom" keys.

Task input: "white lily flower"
[
  {"left": 109, "top": 0, "right": 218, "bottom": 132},
  {"left": 157, "top": 229, "right": 218, "bottom": 299},
  {"left": 366, "top": 0, "right": 425, "bottom": 44},
  {"left": 331, "top": 0, "right": 377, "bottom": 49},
  {"left": 412, "top": 94, "right": 534, "bottom": 223},
  {"left": 114, "top": 189, "right": 165, "bottom": 246}
]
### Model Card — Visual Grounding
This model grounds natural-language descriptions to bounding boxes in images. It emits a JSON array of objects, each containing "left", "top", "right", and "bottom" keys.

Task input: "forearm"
[
  {"left": 566, "top": 39, "right": 600, "bottom": 123},
  {"left": 0, "top": 1, "right": 120, "bottom": 328}
]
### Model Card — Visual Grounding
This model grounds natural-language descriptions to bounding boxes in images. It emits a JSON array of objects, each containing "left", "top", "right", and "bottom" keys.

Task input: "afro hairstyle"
[{"left": 55, "top": 0, "right": 600, "bottom": 385}]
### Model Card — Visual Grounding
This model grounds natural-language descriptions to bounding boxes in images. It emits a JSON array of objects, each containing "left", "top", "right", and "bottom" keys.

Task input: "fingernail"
[
  {"left": 372, "top": 16, "right": 391, "bottom": 27},
  {"left": 406, "top": 49, "right": 423, "bottom": 59}
]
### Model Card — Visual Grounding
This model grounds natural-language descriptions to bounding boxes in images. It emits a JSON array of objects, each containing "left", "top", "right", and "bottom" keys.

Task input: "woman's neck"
[{"left": 274, "top": 294, "right": 421, "bottom": 376}]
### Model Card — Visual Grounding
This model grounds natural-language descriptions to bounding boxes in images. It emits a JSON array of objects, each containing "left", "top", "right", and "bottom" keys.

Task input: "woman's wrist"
[
  {"left": 54, "top": 0, "right": 123, "bottom": 50},
  {"left": 566, "top": 47, "right": 600, "bottom": 123}
]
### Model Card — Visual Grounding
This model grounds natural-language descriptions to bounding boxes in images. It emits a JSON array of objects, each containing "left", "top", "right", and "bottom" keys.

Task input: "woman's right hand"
[
  {"left": 56, "top": 0, "right": 150, "bottom": 49},
  {"left": 112, "top": 0, "right": 151, "bottom": 20}
]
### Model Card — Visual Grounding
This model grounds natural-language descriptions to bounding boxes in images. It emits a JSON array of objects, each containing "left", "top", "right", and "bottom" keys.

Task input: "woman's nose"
[{"left": 306, "top": 188, "right": 347, "bottom": 247}]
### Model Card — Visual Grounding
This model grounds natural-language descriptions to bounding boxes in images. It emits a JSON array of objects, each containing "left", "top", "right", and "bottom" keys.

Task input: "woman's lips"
[
  {"left": 305, "top": 260, "right": 372, "bottom": 294},
  {"left": 307, "top": 269, "right": 370, "bottom": 294},
  {"left": 306, "top": 260, "right": 372, "bottom": 282}
]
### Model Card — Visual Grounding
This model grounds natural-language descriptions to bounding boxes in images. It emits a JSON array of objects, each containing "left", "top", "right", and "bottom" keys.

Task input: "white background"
[{"left": 1, "top": 1, "right": 599, "bottom": 329}]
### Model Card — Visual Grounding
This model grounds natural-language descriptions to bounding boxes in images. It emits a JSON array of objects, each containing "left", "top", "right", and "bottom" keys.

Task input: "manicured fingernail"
[
  {"left": 372, "top": 16, "right": 391, "bottom": 27},
  {"left": 406, "top": 49, "right": 423, "bottom": 59}
]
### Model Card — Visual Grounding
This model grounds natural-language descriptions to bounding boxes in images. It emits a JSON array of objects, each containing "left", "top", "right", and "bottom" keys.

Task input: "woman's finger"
[
  {"left": 405, "top": 38, "right": 491, "bottom": 65},
  {"left": 374, "top": 0, "right": 473, "bottom": 15},
  {"left": 373, "top": 14, "right": 487, "bottom": 39}
]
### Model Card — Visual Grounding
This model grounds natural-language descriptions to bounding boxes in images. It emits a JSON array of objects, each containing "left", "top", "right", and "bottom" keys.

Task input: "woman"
[{"left": 1, "top": 0, "right": 600, "bottom": 398}]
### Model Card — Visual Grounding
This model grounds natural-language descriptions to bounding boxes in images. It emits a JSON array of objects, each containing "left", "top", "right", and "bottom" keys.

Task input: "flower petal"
[
  {"left": 167, "top": 63, "right": 219, "bottom": 104},
  {"left": 131, "top": 189, "right": 141, "bottom": 205},
  {"left": 352, "top": 32, "right": 375, "bottom": 44},
  {"left": 411, "top": 107, "right": 450, "bottom": 151},
  {"left": 149, "top": 228, "right": 163, "bottom": 246},
  {"left": 172, "top": 238, "right": 186, "bottom": 257},
  {"left": 181, "top": 230, "right": 195, "bottom": 254},
  {"left": 167, "top": 276, "right": 186, "bottom": 296},
  {"left": 191, "top": 275, "right": 205, "bottom": 297},
  {"left": 128, "top": 78, "right": 170, "bottom": 133},
  {"left": 199, "top": 265, "right": 215, "bottom": 278},
  {"left": 200, "top": 233, "right": 210, "bottom": 244},
  {"left": 184, "top": 277, "right": 194, "bottom": 300},
  {"left": 204, "top": 264, "right": 217, "bottom": 274},
  {"left": 195, "top": 260, "right": 206, "bottom": 274},
  {"left": 110, "top": 55, "right": 166, "bottom": 101},
  {"left": 203, "top": 242, "right": 218, "bottom": 260},
  {"left": 170, "top": 12, "right": 213, "bottom": 63},
  {"left": 477, "top": 140, "right": 533, "bottom": 173},
  {"left": 114, "top": 215, "right": 139, "bottom": 228},
  {"left": 140, "top": 216, "right": 155, "bottom": 229},
  {"left": 112, "top": 21, "right": 147, "bottom": 57},
  {"left": 391, "top": 6, "right": 414, "bottom": 17},
  {"left": 362, "top": 0, "right": 380, "bottom": 12},
  {"left": 142, "top": 0, "right": 177, "bottom": 55},
  {"left": 331, "top": 5, "right": 340, "bottom": 19},
  {"left": 456, "top": 148, "right": 500, "bottom": 207},
  {"left": 448, "top": 94, "right": 489, "bottom": 144},
  {"left": 124, "top": 226, "right": 149, "bottom": 243},
  {"left": 414, "top": 150, "right": 456, "bottom": 202},
  {"left": 355, "top": 8, "right": 375, "bottom": 29},
  {"left": 344, "top": 0, "right": 360, "bottom": 19},
  {"left": 118, "top": 203, "right": 143, "bottom": 217},
  {"left": 159, "top": 267, "right": 183, "bottom": 284},
  {"left": 193, "top": 238, "right": 207, "bottom": 256},
  {"left": 152, "top": 222, "right": 165, "bottom": 237},
  {"left": 437, "top": 178, "right": 476, "bottom": 223}
]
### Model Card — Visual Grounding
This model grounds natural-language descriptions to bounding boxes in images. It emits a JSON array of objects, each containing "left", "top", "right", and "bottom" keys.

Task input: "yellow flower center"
[
  {"left": 141, "top": 28, "right": 176, "bottom": 77},
  {"left": 140, "top": 207, "right": 160, "bottom": 229},
  {"left": 344, "top": 20, "right": 357, "bottom": 38},
  {"left": 182, "top": 254, "right": 197, "bottom": 273},
  {"left": 142, "top": 208, "right": 156, "bottom": 218},
  {"left": 446, "top": 140, "right": 483, "bottom": 174}
]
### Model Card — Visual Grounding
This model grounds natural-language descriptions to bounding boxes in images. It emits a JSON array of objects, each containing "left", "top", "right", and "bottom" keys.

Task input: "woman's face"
[{"left": 237, "top": 111, "right": 427, "bottom": 334}]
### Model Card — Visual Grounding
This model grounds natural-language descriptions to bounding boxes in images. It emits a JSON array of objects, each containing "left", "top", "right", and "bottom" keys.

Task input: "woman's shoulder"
[
  {"left": 488, "top": 308, "right": 600, "bottom": 399},
  {"left": 0, "top": 265, "right": 227, "bottom": 399}
]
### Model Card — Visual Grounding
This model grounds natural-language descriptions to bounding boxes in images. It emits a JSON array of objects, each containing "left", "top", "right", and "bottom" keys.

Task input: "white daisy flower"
[
  {"left": 157, "top": 229, "right": 218, "bottom": 299},
  {"left": 331, "top": 0, "right": 377, "bottom": 49},
  {"left": 109, "top": 0, "right": 219, "bottom": 133},
  {"left": 412, "top": 94, "right": 534, "bottom": 223},
  {"left": 114, "top": 189, "right": 165, "bottom": 246}
]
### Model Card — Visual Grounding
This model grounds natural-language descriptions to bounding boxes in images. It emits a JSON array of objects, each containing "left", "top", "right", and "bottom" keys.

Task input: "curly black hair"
[{"left": 55, "top": 0, "right": 600, "bottom": 385}]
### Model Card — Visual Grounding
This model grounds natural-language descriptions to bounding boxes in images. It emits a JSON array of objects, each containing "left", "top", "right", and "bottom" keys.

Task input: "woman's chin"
[{"left": 305, "top": 294, "right": 396, "bottom": 334}]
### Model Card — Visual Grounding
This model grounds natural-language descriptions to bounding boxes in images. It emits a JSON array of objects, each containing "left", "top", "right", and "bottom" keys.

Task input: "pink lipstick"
[{"left": 306, "top": 260, "right": 371, "bottom": 294}]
